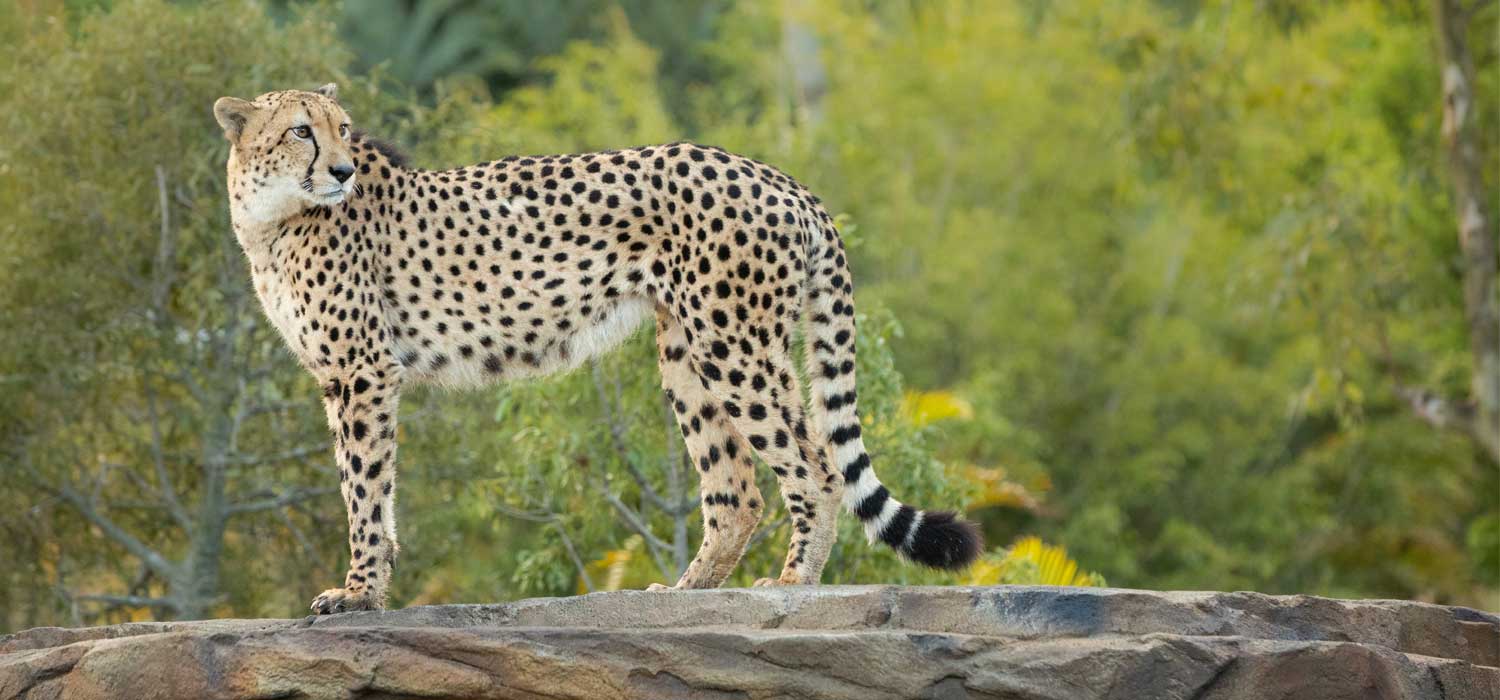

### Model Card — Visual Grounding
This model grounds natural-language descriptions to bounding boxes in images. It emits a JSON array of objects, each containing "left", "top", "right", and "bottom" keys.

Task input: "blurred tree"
[
  {"left": 741, "top": 0, "right": 1497, "bottom": 604},
  {"left": 1419, "top": 0, "right": 1498, "bottom": 462},
  {"left": 0, "top": 0, "right": 354, "bottom": 624},
  {"left": 318, "top": 0, "right": 732, "bottom": 106}
]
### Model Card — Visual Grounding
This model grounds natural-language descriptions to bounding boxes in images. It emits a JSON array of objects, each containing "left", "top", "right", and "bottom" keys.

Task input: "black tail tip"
[{"left": 904, "top": 510, "right": 984, "bottom": 570}]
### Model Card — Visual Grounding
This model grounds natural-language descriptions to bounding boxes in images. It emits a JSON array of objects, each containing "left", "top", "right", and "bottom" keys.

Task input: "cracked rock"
[{"left": 1, "top": 585, "right": 1495, "bottom": 699}]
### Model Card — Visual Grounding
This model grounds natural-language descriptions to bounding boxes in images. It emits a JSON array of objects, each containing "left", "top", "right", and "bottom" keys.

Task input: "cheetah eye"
[
  {"left": 291, "top": 125, "right": 312, "bottom": 139},
  {"left": 339, "top": 124, "right": 350, "bottom": 139}
]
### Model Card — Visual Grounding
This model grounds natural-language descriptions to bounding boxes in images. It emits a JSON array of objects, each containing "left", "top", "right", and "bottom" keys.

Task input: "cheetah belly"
[
  {"left": 559, "top": 295, "right": 655, "bottom": 370},
  {"left": 392, "top": 296, "right": 654, "bottom": 389}
]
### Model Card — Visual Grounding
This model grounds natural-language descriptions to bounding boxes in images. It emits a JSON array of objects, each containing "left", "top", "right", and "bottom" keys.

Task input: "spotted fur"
[{"left": 215, "top": 85, "right": 981, "bottom": 613}]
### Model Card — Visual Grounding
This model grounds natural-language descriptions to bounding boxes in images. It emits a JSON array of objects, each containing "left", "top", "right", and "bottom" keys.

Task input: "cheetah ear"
[
  {"left": 315, "top": 82, "right": 339, "bottom": 101},
  {"left": 213, "top": 96, "right": 257, "bottom": 143}
]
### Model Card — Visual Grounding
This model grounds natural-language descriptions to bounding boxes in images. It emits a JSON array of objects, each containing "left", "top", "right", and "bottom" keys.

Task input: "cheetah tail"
[{"left": 801, "top": 220, "right": 983, "bottom": 570}]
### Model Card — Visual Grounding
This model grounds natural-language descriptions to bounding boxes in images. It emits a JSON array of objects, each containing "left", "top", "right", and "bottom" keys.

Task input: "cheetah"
[{"left": 213, "top": 84, "right": 982, "bottom": 614}]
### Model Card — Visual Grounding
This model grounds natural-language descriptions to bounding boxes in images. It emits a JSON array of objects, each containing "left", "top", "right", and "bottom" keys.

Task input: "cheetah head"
[{"left": 214, "top": 84, "right": 357, "bottom": 222}]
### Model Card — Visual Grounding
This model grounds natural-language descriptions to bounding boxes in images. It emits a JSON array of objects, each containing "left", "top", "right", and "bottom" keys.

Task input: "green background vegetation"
[{"left": 1, "top": 0, "right": 1495, "bottom": 630}]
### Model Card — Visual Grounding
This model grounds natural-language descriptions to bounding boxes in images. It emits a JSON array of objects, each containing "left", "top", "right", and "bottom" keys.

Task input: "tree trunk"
[
  {"left": 1432, "top": 0, "right": 1499, "bottom": 463},
  {"left": 782, "top": 3, "right": 827, "bottom": 127}
]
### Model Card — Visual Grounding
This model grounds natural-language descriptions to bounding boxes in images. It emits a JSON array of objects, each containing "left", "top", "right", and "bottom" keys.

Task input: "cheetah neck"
[
  {"left": 228, "top": 136, "right": 411, "bottom": 261},
  {"left": 226, "top": 154, "right": 300, "bottom": 253}
]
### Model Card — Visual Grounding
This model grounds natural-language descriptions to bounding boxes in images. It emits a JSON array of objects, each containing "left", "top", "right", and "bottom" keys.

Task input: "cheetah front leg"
[{"left": 310, "top": 364, "right": 402, "bottom": 614}]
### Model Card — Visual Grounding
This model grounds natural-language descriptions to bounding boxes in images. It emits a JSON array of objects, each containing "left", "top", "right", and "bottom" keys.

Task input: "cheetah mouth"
[
  {"left": 311, "top": 188, "right": 349, "bottom": 203},
  {"left": 302, "top": 177, "right": 354, "bottom": 204}
]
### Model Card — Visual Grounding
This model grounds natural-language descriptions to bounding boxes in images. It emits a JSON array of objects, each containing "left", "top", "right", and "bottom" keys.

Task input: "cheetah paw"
[
  {"left": 753, "top": 575, "right": 807, "bottom": 587},
  {"left": 310, "top": 587, "right": 381, "bottom": 615}
]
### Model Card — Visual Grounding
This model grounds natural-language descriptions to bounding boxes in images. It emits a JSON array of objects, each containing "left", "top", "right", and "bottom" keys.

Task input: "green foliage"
[
  {"left": 324, "top": 0, "right": 732, "bottom": 101},
  {"left": 0, "top": 0, "right": 352, "bottom": 627},
  {"left": 746, "top": 0, "right": 1494, "bottom": 604}
]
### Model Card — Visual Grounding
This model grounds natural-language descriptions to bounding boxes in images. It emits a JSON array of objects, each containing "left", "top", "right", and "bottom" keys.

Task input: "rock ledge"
[{"left": 2, "top": 585, "right": 1496, "bottom": 699}]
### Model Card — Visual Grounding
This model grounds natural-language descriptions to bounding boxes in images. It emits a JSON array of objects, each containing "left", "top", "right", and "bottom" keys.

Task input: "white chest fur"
[{"left": 246, "top": 247, "right": 315, "bottom": 369}]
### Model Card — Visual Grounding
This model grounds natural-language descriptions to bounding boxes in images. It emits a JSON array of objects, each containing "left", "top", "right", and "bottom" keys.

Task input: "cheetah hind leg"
[
  {"left": 647, "top": 309, "right": 765, "bottom": 590},
  {"left": 695, "top": 349, "right": 843, "bottom": 587}
]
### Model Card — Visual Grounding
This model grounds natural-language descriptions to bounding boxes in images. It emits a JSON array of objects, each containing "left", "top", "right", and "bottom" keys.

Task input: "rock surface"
[{"left": 1, "top": 585, "right": 1495, "bottom": 699}]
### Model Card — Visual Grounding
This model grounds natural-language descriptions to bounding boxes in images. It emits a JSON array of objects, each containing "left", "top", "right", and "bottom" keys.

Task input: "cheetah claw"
[{"left": 310, "top": 587, "right": 380, "bottom": 614}]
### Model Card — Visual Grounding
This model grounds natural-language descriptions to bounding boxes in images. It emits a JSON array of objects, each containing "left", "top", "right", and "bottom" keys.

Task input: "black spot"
[{"left": 351, "top": 131, "right": 410, "bottom": 168}]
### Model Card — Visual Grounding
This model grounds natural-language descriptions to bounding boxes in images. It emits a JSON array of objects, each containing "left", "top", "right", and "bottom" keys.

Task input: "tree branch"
[
  {"left": 52, "top": 482, "right": 181, "bottom": 581},
  {"left": 244, "top": 399, "right": 313, "bottom": 418},
  {"left": 150, "top": 165, "right": 176, "bottom": 316},
  {"left": 228, "top": 487, "right": 338, "bottom": 514},
  {"left": 591, "top": 480, "right": 675, "bottom": 581},
  {"left": 222, "top": 444, "right": 327, "bottom": 466},
  {"left": 598, "top": 489, "right": 674, "bottom": 556},
  {"left": 1392, "top": 383, "right": 1498, "bottom": 455},
  {"left": 492, "top": 503, "right": 595, "bottom": 592},
  {"left": 552, "top": 522, "right": 594, "bottom": 593},
  {"left": 142, "top": 377, "right": 191, "bottom": 528},
  {"left": 590, "top": 362, "right": 682, "bottom": 513},
  {"left": 274, "top": 505, "right": 319, "bottom": 563},
  {"left": 71, "top": 593, "right": 175, "bottom": 610},
  {"left": 492, "top": 502, "right": 561, "bottom": 523}
]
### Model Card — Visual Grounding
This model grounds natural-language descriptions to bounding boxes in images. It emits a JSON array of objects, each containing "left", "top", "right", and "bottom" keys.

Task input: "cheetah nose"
[{"left": 329, "top": 164, "right": 355, "bottom": 183}]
